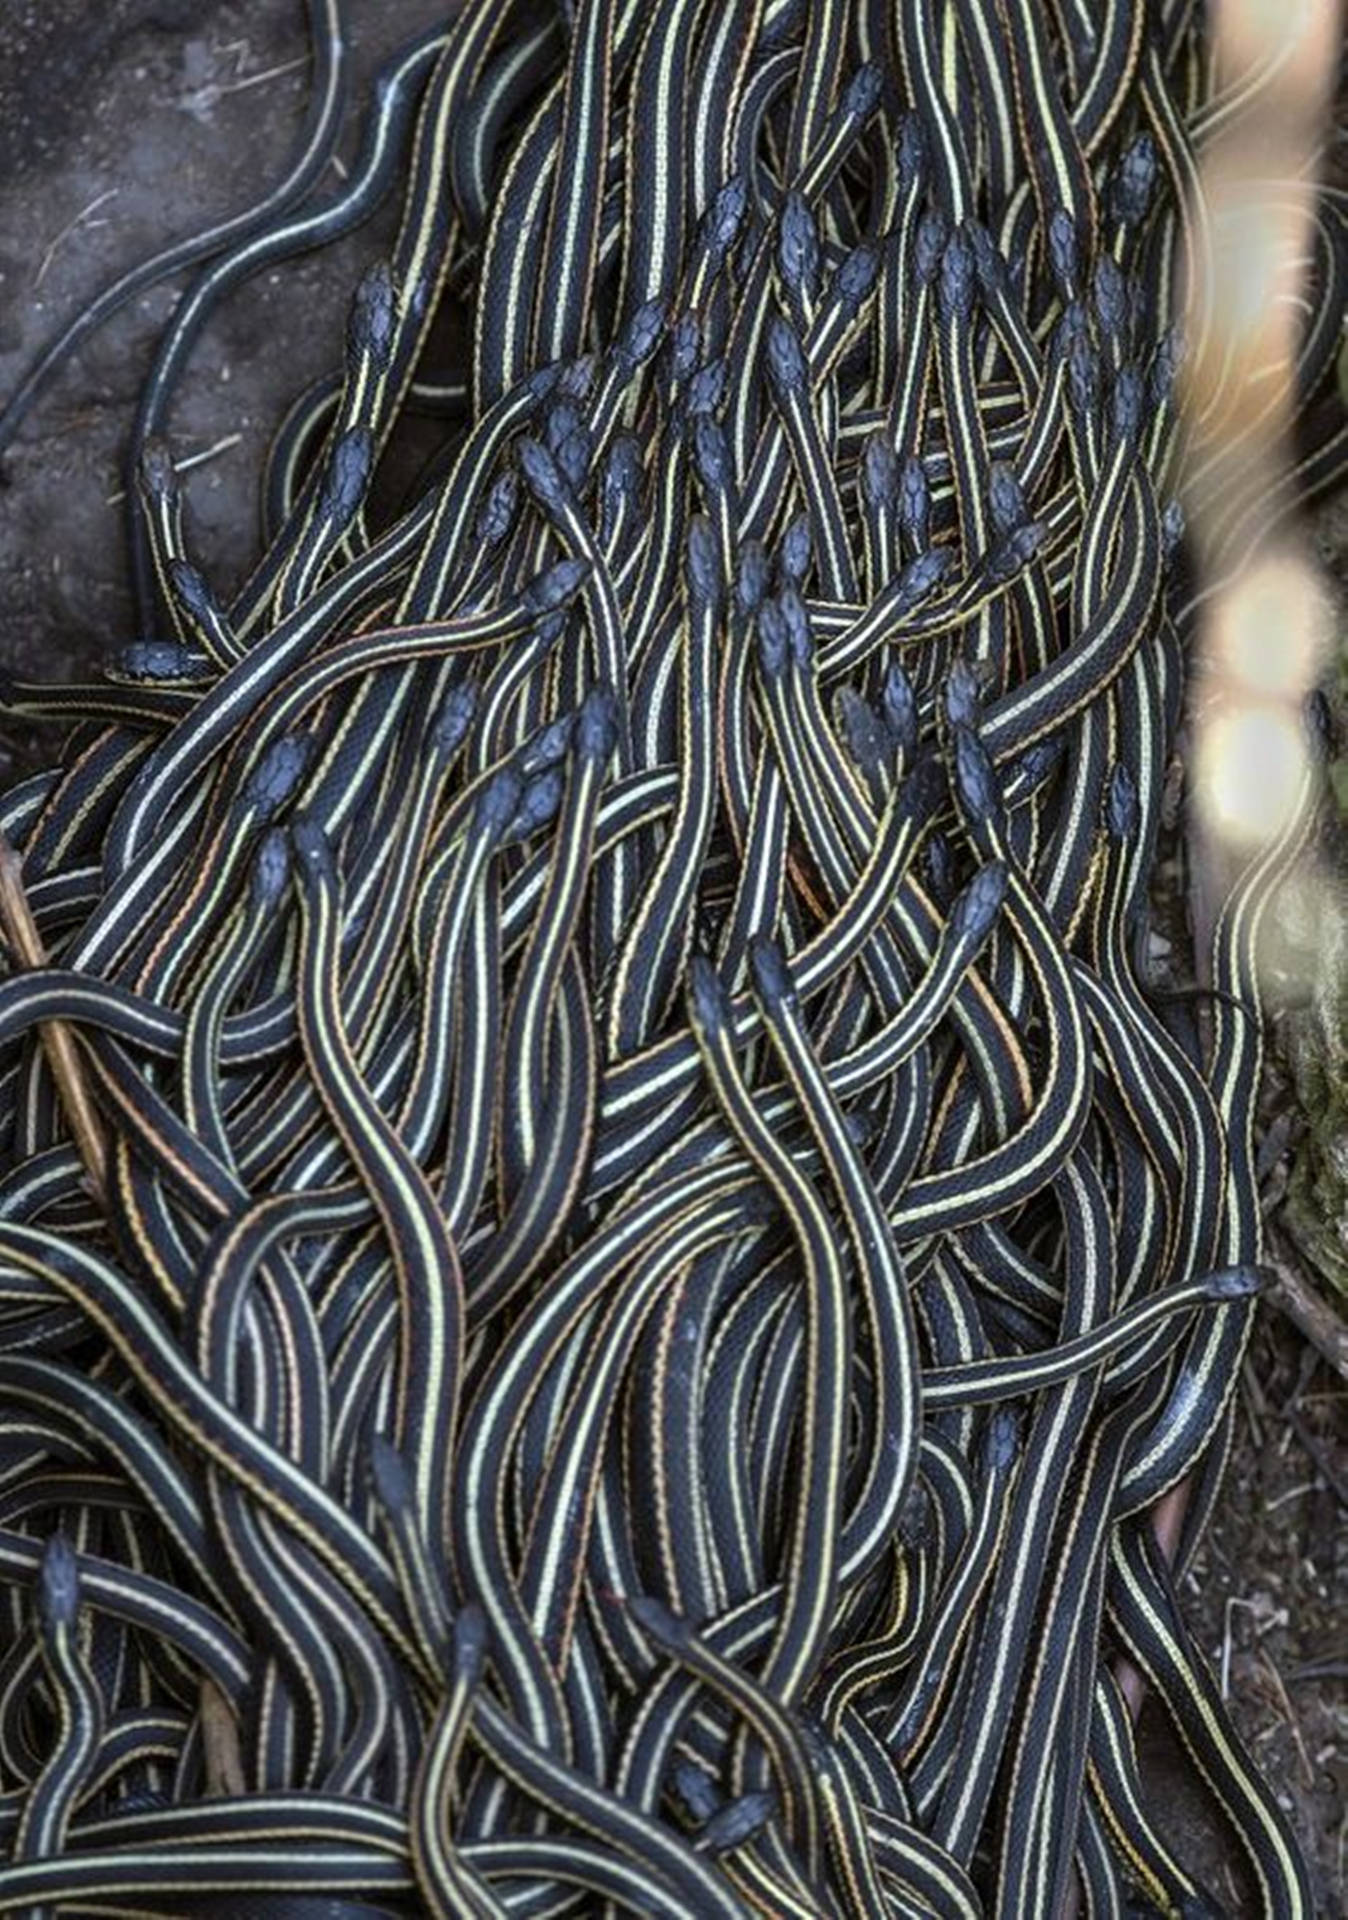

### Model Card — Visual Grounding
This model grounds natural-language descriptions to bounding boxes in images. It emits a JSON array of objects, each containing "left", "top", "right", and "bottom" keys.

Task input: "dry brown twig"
[
  {"left": 1267, "top": 1225, "right": 1348, "bottom": 1384},
  {"left": 0, "top": 837, "right": 250, "bottom": 1796},
  {"left": 199, "top": 1677, "right": 246, "bottom": 1798},
  {"left": 33, "top": 188, "right": 119, "bottom": 291},
  {"left": 0, "top": 831, "right": 107, "bottom": 1206}
]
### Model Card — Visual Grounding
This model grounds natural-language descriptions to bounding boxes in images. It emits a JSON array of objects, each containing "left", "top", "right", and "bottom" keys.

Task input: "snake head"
[
  {"left": 673, "top": 1760, "right": 719, "bottom": 1822},
  {"left": 863, "top": 433, "right": 898, "bottom": 511},
  {"left": 698, "top": 1791, "right": 776, "bottom": 1856},
  {"left": 692, "top": 416, "right": 729, "bottom": 495},
  {"left": 938, "top": 226, "right": 976, "bottom": 322},
  {"left": 1012, "top": 737, "right": 1063, "bottom": 795},
  {"left": 628, "top": 1592, "right": 688, "bottom": 1649},
  {"left": 685, "top": 358, "right": 726, "bottom": 420},
  {"left": 896, "top": 112, "right": 926, "bottom": 193},
  {"left": 688, "top": 953, "right": 731, "bottom": 1038},
  {"left": 882, "top": 663, "right": 918, "bottom": 757},
  {"left": 667, "top": 311, "right": 702, "bottom": 385},
  {"left": 602, "top": 432, "right": 644, "bottom": 515},
  {"left": 837, "top": 686, "right": 886, "bottom": 774},
  {"left": 913, "top": 209, "right": 948, "bottom": 289},
  {"left": 475, "top": 766, "right": 525, "bottom": 839},
  {"left": 1047, "top": 206, "right": 1079, "bottom": 296},
  {"left": 835, "top": 243, "right": 879, "bottom": 316},
  {"left": 167, "top": 559, "right": 217, "bottom": 622},
  {"left": 1160, "top": 497, "right": 1186, "bottom": 566},
  {"left": 474, "top": 470, "right": 518, "bottom": 549},
  {"left": 702, "top": 174, "right": 748, "bottom": 263},
  {"left": 898, "top": 456, "right": 931, "bottom": 546},
  {"left": 250, "top": 827, "right": 290, "bottom": 912},
  {"left": 982, "top": 1406, "right": 1022, "bottom": 1474},
  {"left": 517, "top": 435, "right": 568, "bottom": 514},
  {"left": 1306, "top": 687, "right": 1336, "bottom": 763},
  {"left": 429, "top": 677, "right": 478, "bottom": 762},
  {"left": 1204, "top": 1265, "right": 1267, "bottom": 1301},
  {"left": 897, "top": 1480, "right": 933, "bottom": 1548},
  {"left": 952, "top": 861, "right": 1008, "bottom": 943},
  {"left": 748, "top": 935, "right": 795, "bottom": 1012},
  {"left": 1106, "top": 763, "right": 1139, "bottom": 840},
  {"left": 685, "top": 515, "right": 721, "bottom": 608},
  {"left": 952, "top": 723, "right": 1000, "bottom": 823},
  {"left": 575, "top": 683, "right": 618, "bottom": 764},
  {"left": 549, "top": 413, "right": 592, "bottom": 495},
  {"left": 1111, "top": 366, "right": 1144, "bottom": 446},
  {"left": 244, "top": 732, "right": 312, "bottom": 816},
  {"left": 991, "top": 519, "right": 1046, "bottom": 584},
  {"left": 765, "top": 315, "right": 807, "bottom": 397},
  {"left": 1092, "top": 254, "right": 1128, "bottom": 343},
  {"left": 778, "top": 584, "right": 811, "bottom": 666},
  {"left": 138, "top": 437, "right": 177, "bottom": 501},
  {"left": 966, "top": 218, "right": 1008, "bottom": 299},
  {"left": 37, "top": 1532, "right": 80, "bottom": 1634},
  {"left": 1111, "top": 133, "right": 1158, "bottom": 229},
  {"left": 924, "top": 830, "right": 955, "bottom": 907},
  {"left": 842, "top": 61, "right": 882, "bottom": 123},
  {"left": 903, "top": 751, "right": 946, "bottom": 821},
  {"left": 368, "top": 1434, "right": 413, "bottom": 1515},
  {"left": 620, "top": 296, "right": 667, "bottom": 372},
  {"left": 346, "top": 259, "right": 396, "bottom": 369},
  {"left": 527, "top": 557, "right": 589, "bottom": 615},
  {"left": 735, "top": 541, "right": 771, "bottom": 617},
  {"left": 321, "top": 427, "right": 374, "bottom": 524},
  {"left": 506, "top": 769, "right": 564, "bottom": 844},
  {"left": 1067, "top": 331, "right": 1099, "bottom": 418},
  {"left": 899, "top": 544, "right": 952, "bottom": 611},
  {"left": 1149, "top": 324, "right": 1187, "bottom": 407},
  {"left": 452, "top": 1604, "right": 489, "bottom": 1687},
  {"left": 111, "top": 640, "right": 208, "bottom": 683},
  {"left": 756, "top": 597, "right": 789, "bottom": 679},
  {"left": 525, "top": 360, "right": 565, "bottom": 405},
  {"left": 778, "top": 191, "right": 820, "bottom": 296},
  {"left": 779, "top": 514, "right": 812, "bottom": 586},
  {"left": 944, "top": 658, "right": 982, "bottom": 731},
  {"left": 289, "top": 812, "right": 336, "bottom": 889},
  {"left": 517, "top": 709, "right": 574, "bottom": 777},
  {"left": 987, "top": 462, "right": 1026, "bottom": 539}
]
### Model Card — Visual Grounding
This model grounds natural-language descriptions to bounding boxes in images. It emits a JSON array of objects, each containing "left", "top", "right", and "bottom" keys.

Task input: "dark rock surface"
[{"left": 0, "top": 0, "right": 441, "bottom": 775}]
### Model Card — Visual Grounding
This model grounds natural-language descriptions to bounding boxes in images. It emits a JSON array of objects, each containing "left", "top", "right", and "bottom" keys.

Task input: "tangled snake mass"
[{"left": 0, "top": 0, "right": 1344, "bottom": 1913}]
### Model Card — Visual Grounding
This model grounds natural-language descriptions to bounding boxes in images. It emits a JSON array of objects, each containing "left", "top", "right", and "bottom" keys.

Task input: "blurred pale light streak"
[
  {"left": 1195, "top": 692, "right": 1308, "bottom": 847},
  {"left": 1096, "top": 0, "right": 1345, "bottom": 1817},
  {"left": 1193, "top": 546, "right": 1332, "bottom": 850},
  {"left": 1185, "top": 0, "right": 1340, "bottom": 885}
]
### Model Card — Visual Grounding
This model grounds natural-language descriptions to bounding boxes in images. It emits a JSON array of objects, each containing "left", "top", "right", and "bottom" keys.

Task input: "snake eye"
[{"left": 688, "top": 954, "right": 730, "bottom": 1036}]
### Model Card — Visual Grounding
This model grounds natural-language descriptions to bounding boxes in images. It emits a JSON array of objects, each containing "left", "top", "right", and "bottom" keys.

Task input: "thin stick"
[
  {"left": 105, "top": 432, "right": 243, "bottom": 507},
  {"left": 33, "top": 188, "right": 119, "bottom": 291},
  {"left": 0, "top": 832, "right": 107, "bottom": 1207},
  {"left": 1267, "top": 1227, "right": 1348, "bottom": 1384},
  {"left": 1257, "top": 1647, "right": 1315, "bottom": 1789},
  {"left": 199, "top": 1677, "right": 246, "bottom": 1797},
  {"left": 1111, "top": 1476, "right": 1195, "bottom": 1725}
]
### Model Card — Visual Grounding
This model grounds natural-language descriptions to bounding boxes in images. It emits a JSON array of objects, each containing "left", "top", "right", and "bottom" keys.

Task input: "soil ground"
[{"left": 0, "top": 4, "right": 1344, "bottom": 1911}]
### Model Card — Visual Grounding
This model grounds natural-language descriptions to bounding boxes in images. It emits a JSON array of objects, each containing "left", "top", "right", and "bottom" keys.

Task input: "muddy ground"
[{"left": 0, "top": 3, "right": 1344, "bottom": 1910}]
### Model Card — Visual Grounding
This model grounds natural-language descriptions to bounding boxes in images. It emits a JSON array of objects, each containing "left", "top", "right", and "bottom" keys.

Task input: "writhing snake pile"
[{"left": 0, "top": 1, "right": 1344, "bottom": 1914}]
